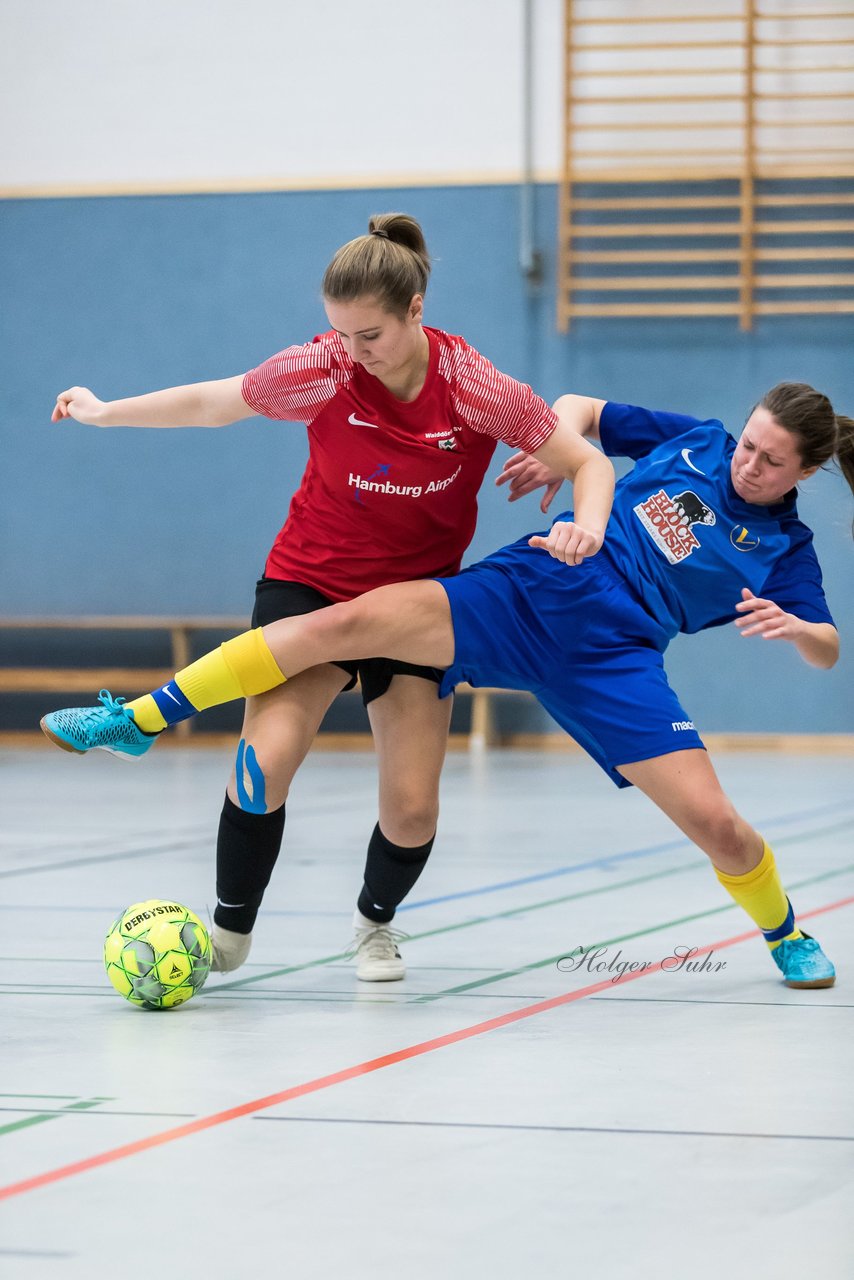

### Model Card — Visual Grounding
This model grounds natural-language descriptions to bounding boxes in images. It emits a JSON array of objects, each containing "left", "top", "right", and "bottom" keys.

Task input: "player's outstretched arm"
[
  {"left": 51, "top": 375, "right": 253, "bottom": 428},
  {"left": 522, "top": 415, "right": 614, "bottom": 564},
  {"left": 496, "top": 394, "right": 608, "bottom": 513},
  {"left": 734, "top": 588, "right": 839, "bottom": 669}
]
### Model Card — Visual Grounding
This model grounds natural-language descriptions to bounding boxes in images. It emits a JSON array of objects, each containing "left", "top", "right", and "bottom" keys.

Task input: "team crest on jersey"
[
  {"left": 633, "top": 488, "right": 717, "bottom": 565},
  {"left": 424, "top": 428, "right": 459, "bottom": 451},
  {"left": 730, "top": 523, "right": 760, "bottom": 552}
]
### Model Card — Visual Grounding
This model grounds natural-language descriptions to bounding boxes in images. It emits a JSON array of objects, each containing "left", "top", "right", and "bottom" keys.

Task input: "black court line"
[
  {"left": 254, "top": 1115, "right": 854, "bottom": 1143},
  {"left": 0, "top": 836, "right": 210, "bottom": 880},
  {"left": 0, "top": 1249, "right": 75, "bottom": 1258},
  {"left": 3, "top": 902, "right": 850, "bottom": 1202},
  {"left": 402, "top": 796, "right": 854, "bottom": 910},
  {"left": 212, "top": 819, "right": 854, "bottom": 993},
  {"left": 3, "top": 795, "right": 852, "bottom": 889},
  {"left": 3, "top": 984, "right": 851, "bottom": 1011},
  {"left": 0, "top": 823, "right": 210, "bottom": 859},
  {"left": 591, "top": 995, "right": 854, "bottom": 1009},
  {"left": 0, "top": 790, "right": 376, "bottom": 863}
]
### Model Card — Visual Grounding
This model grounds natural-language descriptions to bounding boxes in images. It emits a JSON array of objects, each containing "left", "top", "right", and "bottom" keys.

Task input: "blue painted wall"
[{"left": 1, "top": 184, "right": 852, "bottom": 732}]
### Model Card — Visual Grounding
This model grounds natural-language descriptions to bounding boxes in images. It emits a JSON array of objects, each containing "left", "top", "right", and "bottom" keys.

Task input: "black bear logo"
[{"left": 671, "top": 491, "right": 716, "bottom": 529}]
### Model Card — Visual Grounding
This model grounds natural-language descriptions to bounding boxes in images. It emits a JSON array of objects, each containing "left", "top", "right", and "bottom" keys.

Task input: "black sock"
[
  {"left": 357, "top": 823, "right": 436, "bottom": 924},
  {"left": 214, "top": 793, "right": 286, "bottom": 934}
]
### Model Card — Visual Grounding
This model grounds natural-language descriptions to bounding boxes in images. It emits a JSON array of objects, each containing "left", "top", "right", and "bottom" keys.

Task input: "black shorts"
[{"left": 251, "top": 577, "right": 444, "bottom": 707}]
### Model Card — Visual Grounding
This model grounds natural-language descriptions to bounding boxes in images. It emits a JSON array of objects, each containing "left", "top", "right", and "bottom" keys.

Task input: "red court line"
[{"left": 2, "top": 893, "right": 851, "bottom": 1202}]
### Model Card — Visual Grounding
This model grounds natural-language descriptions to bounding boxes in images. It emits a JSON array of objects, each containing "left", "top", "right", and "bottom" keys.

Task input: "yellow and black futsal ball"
[{"left": 104, "top": 899, "right": 211, "bottom": 1010}]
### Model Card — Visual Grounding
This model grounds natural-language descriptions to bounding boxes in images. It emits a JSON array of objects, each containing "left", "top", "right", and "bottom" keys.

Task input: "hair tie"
[{"left": 370, "top": 228, "right": 390, "bottom": 239}]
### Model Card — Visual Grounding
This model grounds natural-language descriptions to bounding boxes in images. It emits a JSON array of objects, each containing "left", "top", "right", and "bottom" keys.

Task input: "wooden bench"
[
  {"left": 4, "top": 619, "right": 852, "bottom": 754},
  {"left": 0, "top": 616, "right": 249, "bottom": 740},
  {"left": 0, "top": 616, "right": 516, "bottom": 748}
]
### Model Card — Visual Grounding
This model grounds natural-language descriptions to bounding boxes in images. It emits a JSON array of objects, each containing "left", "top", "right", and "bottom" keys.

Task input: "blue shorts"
[{"left": 437, "top": 537, "right": 705, "bottom": 788}]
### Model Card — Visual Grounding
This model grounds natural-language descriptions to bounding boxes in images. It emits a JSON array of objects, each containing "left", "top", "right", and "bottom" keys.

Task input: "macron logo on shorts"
[{"left": 671, "top": 720, "right": 696, "bottom": 732}]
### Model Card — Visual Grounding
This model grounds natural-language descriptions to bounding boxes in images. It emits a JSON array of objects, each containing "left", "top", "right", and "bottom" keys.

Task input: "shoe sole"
[
  {"left": 356, "top": 969, "right": 406, "bottom": 982},
  {"left": 40, "top": 719, "right": 85, "bottom": 754},
  {"left": 785, "top": 975, "right": 836, "bottom": 989},
  {"left": 39, "top": 718, "right": 146, "bottom": 761}
]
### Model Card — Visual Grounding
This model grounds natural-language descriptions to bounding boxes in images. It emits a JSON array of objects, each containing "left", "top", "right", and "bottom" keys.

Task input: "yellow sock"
[
  {"left": 127, "top": 694, "right": 167, "bottom": 734},
  {"left": 126, "top": 628, "right": 286, "bottom": 733},
  {"left": 714, "top": 840, "right": 802, "bottom": 949},
  {"left": 178, "top": 628, "right": 286, "bottom": 706}
]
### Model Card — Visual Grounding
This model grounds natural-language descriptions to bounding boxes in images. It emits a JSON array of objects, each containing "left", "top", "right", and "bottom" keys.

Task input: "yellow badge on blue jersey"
[{"left": 730, "top": 523, "right": 760, "bottom": 552}]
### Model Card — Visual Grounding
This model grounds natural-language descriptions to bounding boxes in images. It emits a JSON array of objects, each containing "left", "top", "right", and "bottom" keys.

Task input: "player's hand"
[
  {"left": 52, "top": 387, "right": 107, "bottom": 425},
  {"left": 496, "top": 450, "right": 565, "bottom": 514},
  {"left": 528, "top": 520, "right": 604, "bottom": 566},
  {"left": 734, "top": 587, "right": 803, "bottom": 643}
]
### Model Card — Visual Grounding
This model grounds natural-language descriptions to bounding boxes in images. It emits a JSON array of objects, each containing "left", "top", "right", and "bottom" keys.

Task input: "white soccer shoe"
[
  {"left": 210, "top": 924, "right": 253, "bottom": 973},
  {"left": 350, "top": 910, "right": 407, "bottom": 981}
]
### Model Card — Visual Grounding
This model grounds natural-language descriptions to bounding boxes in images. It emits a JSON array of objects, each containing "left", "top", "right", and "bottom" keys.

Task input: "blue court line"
[
  {"left": 397, "top": 797, "right": 854, "bottom": 911},
  {"left": 397, "top": 833, "right": 692, "bottom": 909}
]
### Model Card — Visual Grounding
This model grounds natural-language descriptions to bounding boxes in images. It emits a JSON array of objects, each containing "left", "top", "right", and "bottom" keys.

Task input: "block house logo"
[{"left": 633, "top": 488, "right": 717, "bottom": 565}]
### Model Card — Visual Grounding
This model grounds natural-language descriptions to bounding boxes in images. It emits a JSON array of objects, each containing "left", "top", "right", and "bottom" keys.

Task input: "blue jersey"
[
  {"left": 563, "top": 402, "right": 836, "bottom": 640},
  {"left": 439, "top": 400, "right": 835, "bottom": 786}
]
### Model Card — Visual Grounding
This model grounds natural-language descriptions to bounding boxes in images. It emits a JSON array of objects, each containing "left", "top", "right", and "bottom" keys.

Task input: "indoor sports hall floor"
[{"left": 1, "top": 744, "right": 852, "bottom": 1278}]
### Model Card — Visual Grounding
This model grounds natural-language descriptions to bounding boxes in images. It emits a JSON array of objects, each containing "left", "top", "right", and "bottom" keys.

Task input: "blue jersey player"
[{"left": 42, "top": 383, "right": 854, "bottom": 988}]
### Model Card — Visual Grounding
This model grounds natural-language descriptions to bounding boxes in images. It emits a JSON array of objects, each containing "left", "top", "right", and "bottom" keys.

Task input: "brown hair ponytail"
[
  {"left": 833, "top": 414, "right": 854, "bottom": 527},
  {"left": 322, "top": 213, "right": 431, "bottom": 317}
]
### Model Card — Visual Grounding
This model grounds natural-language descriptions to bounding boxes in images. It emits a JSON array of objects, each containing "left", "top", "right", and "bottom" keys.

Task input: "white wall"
[
  {"left": 3, "top": 0, "right": 851, "bottom": 195},
  {"left": 0, "top": 0, "right": 562, "bottom": 191}
]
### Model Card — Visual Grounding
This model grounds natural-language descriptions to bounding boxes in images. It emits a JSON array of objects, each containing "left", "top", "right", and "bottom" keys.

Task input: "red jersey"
[{"left": 241, "top": 326, "right": 558, "bottom": 601}]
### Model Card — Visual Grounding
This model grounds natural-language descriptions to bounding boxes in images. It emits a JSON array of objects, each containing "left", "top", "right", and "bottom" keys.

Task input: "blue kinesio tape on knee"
[{"left": 235, "top": 738, "right": 267, "bottom": 814}]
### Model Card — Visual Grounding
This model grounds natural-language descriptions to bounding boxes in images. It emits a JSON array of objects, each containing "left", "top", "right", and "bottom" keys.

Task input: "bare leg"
[
  {"left": 344, "top": 673, "right": 453, "bottom": 979},
  {"left": 227, "top": 664, "right": 352, "bottom": 812},
  {"left": 261, "top": 580, "right": 455, "bottom": 677},
  {"left": 211, "top": 663, "right": 352, "bottom": 971},
  {"left": 616, "top": 749, "right": 762, "bottom": 875},
  {"left": 617, "top": 747, "right": 836, "bottom": 987},
  {"left": 368, "top": 673, "right": 452, "bottom": 846}
]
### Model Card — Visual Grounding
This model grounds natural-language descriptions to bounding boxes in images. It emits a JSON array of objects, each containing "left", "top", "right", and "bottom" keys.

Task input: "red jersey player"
[
  {"left": 50, "top": 213, "right": 615, "bottom": 981},
  {"left": 243, "top": 325, "right": 558, "bottom": 600}
]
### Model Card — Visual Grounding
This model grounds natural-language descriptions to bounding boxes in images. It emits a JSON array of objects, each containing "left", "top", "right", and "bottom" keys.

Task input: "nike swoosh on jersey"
[
  {"left": 681, "top": 448, "right": 706, "bottom": 475},
  {"left": 348, "top": 412, "right": 380, "bottom": 428}
]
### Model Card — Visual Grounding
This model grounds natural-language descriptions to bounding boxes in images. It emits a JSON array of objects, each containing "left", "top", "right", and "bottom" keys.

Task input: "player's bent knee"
[
  {"left": 230, "top": 737, "right": 290, "bottom": 815},
  {"left": 380, "top": 791, "right": 439, "bottom": 843},
  {"left": 296, "top": 599, "right": 373, "bottom": 660},
  {"left": 693, "top": 803, "right": 747, "bottom": 860},
  {"left": 397, "top": 800, "right": 440, "bottom": 837}
]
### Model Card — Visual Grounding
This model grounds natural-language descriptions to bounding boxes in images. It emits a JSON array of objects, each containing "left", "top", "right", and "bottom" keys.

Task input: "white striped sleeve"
[
  {"left": 242, "top": 338, "right": 346, "bottom": 422},
  {"left": 441, "top": 340, "right": 558, "bottom": 453}
]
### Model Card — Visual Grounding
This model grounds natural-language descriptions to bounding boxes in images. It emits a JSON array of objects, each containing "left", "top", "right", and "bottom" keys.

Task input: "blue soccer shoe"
[
  {"left": 772, "top": 932, "right": 836, "bottom": 989},
  {"left": 40, "top": 690, "right": 158, "bottom": 760}
]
